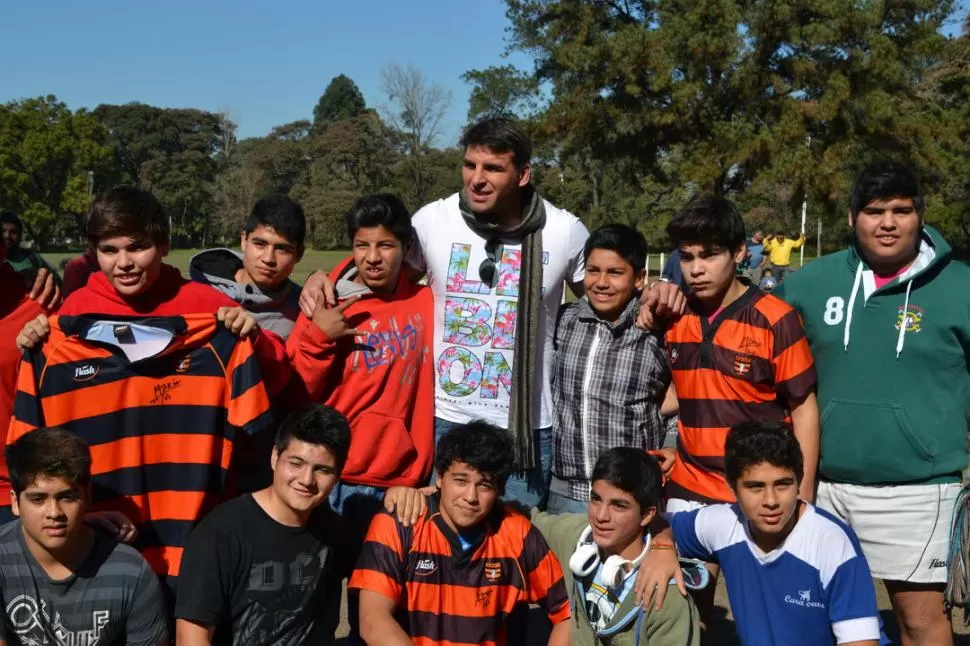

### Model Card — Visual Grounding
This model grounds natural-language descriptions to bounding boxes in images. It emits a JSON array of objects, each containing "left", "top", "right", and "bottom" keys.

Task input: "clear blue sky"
[
  {"left": 0, "top": 0, "right": 531, "bottom": 144},
  {"left": 1, "top": 1, "right": 966, "bottom": 145}
]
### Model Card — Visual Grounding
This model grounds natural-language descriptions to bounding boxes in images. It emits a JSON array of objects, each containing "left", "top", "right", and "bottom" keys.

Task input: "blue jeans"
[
  {"left": 546, "top": 485, "right": 589, "bottom": 515},
  {"left": 433, "top": 418, "right": 552, "bottom": 510},
  {"left": 328, "top": 481, "right": 386, "bottom": 646}
]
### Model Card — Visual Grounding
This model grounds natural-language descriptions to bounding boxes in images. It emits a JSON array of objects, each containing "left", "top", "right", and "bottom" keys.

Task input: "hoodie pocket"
[
  {"left": 343, "top": 412, "right": 418, "bottom": 483},
  {"left": 819, "top": 398, "right": 937, "bottom": 484}
]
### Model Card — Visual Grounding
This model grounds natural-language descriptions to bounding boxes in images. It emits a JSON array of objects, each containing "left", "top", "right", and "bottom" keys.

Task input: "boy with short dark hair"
[
  {"left": 549, "top": 223, "right": 670, "bottom": 514},
  {"left": 190, "top": 193, "right": 306, "bottom": 339},
  {"left": 351, "top": 421, "right": 571, "bottom": 646},
  {"left": 0, "top": 427, "right": 168, "bottom": 645},
  {"left": 667, "top": 422, "right": 882, "bottom": 646},
  {"left": 175, "top": 405, "right": 352, "bottom": 645}
]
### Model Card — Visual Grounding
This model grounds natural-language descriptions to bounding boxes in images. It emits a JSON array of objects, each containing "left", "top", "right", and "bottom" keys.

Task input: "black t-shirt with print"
[{"left": 175, "top": 494, "right": 348, "bottom": 645}]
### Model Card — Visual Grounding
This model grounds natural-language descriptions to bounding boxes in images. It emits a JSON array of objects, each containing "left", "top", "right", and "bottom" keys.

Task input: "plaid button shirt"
[{"left": 551, "top": 297, "right": 671, "bottom": 501}]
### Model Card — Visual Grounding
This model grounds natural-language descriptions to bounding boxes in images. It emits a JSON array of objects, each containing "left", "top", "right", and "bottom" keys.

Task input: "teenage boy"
[
  {"left": 1, "top": 212, "right": 60, "bottom": 290},
  {"left": 775, "top": 161, "right": 969, "bottom": 646},
  {"left": 190, "top": 193, "right": 305, "bottom": 339},
  {"left": 13, "top": 186, "right": 289, "bottom": 393},
  {"left": 288, "top": 194, "right": 434, "bottom": 532},
  {"left": 649, "top": 196, "right": 820, "bottom": 631},
  {"left": 763, "top": 230, "right": 805, "bottom": 282},
  {"left": 303, "top": 117, "right": 590, "bottom": 508},
  {"left": 0, "top": 427, "right": 169, "bottom": 645},
  {"left": 667, "top": 421, "right": 882, "bottom": 646},
  {"left": 350, "top": 421, "right": 572, "bottom": 646},
  {"left": 550, "top": 224, "right": 670, "bottom": 513},
  {"left": 175, "top": 405, "right": 351, "bottom": 645}
]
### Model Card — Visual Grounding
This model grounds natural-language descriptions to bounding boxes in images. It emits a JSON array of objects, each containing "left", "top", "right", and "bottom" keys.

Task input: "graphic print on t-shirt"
[
  {"left": 6, "top": 595, "right": 109, "bottom": 645},
  {"left": 437, "top": 243, "right": 547, "bottom": 404},
  {"left": 235, "top": 547, "right": 331, "bottom": 644}
]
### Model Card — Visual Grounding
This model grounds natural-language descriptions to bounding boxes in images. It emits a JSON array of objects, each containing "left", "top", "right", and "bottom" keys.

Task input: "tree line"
[{"left": 1, "top": 0, "right": 969, "bottom": 253}]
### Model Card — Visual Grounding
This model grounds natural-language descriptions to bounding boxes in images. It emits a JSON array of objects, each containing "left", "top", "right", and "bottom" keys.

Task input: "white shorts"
[
  {"left": 816, "top": 481, "right": 961, "bottom": 584},
  {"left": 666, "top": 498, "right": 709, "bottom": 514}
]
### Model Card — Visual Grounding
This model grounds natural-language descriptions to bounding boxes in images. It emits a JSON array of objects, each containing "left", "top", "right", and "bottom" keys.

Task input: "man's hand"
[
  {"left": 16, "top": 314, "right": 51, "bottom": 351},
  {"left": 636, "top": 281, "right": 687, "bottom": 331},
  {"left": 633, "top": 530, "right": 687, "bottom": 610},
  {"left": 299, "top": 270, "right": 337, "bottom": 317},
  {"left": 85, "top": 510, "right": 138, "bottom": 543},
  {"left": 383, "top": 485, "right": 435, "bottom": 527},
  {"left": 311, "top": 295, "right": 367, "bottom": 340},
  {"left": 29, "top": 268, "right": 61, "bottom": 311},
  {"left": 217, "top": 306, "right": 260, "bottom": 338}
]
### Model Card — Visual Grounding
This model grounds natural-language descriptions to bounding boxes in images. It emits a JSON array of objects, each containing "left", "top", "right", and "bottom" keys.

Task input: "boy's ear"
[
  {"left": 732, "top": 244, "right": 747, "bottom": 264},
  {"left": 634, "top": 269, "right": 647, "bottom": 291},
  {"left": 639, "top": 504, "right": 658, "bottom": 528}
]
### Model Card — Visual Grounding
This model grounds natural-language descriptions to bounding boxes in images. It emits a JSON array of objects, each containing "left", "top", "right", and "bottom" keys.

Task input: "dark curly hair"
[
  {"left": 724, "top": 421, "right": 803, "bottom": 486},
  {"left": 6, "top": 427, "right": 91, "bottom": 497},
  {"left": 434, "top": 421, "right": 515, "bottom": 493}
]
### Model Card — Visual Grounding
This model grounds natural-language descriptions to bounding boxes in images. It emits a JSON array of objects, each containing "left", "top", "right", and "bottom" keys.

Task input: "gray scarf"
[{"left": 459, "top": 186, "right": 545, "bottom": 470}]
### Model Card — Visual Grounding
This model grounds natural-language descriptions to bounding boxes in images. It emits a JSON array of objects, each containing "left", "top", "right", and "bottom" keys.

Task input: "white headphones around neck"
[{"left": 569, "top": 525, "right": 651, "bottom": 588}]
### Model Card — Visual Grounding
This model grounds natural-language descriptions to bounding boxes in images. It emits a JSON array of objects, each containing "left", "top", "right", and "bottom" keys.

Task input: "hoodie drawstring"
[
  {"left": 896, "top": 279, "right": 913, "bottom": 358},
  {"left": 843, "top": 263, "right": 863, "bottom": 352}
]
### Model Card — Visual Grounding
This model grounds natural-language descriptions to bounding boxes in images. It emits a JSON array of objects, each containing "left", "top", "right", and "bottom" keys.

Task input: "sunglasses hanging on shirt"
[{"left": 478, "top": 238, "right": 504, "bottom": 288}]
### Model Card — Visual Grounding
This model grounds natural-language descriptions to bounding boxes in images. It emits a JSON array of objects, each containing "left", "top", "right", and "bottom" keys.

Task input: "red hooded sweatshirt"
[
  {"left": 0, "top": 264, "right": 45, "bottom": 507},
  {"left": 60, "top": 264, "right": 290, "bottom": 394},
  {"left": 287, "top": 257, "right": 434, "bottom": 488}
]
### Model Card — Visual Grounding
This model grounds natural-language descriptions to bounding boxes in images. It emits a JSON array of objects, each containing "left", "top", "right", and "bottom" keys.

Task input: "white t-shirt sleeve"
[
  {"left": 565, "top": 215, "right": 589, "bottom": 284},
  {"left": 826, "top": 555, "right": 882, "bottom": 644}
]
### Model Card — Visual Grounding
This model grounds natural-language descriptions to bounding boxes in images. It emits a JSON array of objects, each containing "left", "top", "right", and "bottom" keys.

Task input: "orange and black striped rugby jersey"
[
  {"left": 8, "top": 314, "right": 273, "bottom": 588},
  {"left": 665, "top": 287, "right": 816, "bottom": 503},
  {"left": 349, "top": 497, "right": 570, "bottom": 646}
]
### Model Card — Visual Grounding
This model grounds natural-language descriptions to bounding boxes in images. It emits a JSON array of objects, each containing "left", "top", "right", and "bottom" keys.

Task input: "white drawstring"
[
  {"left": 844, "top": 263, "right": 863, "bottom": 352},
  {"left": 896, "top": 279, "right": 913, "bottom": 358}
]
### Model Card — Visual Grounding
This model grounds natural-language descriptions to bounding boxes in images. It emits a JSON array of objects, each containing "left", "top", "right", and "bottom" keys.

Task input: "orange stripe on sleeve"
[{"left": 772, "top": 337, "right": 815, "bottom": 386}]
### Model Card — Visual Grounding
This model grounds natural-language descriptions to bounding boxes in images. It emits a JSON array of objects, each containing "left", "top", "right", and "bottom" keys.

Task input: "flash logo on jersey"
[
  {"left": 73, "top": 365, "right": 99, "bottom": 381},
  {"left": 895, "top": 304, "right": 924, "bottom": 333}
]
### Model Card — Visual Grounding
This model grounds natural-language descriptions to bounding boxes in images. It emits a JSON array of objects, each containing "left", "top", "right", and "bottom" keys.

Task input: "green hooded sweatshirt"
[
  {"left": 531, "top": 510, "right": 699, "bottom": 646},
  {"left": 775, "top": 225, "right": 970, "bottom": 485}
]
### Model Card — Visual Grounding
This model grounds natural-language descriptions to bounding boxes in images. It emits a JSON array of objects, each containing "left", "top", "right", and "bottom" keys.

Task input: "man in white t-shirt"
[{"left": 303, "top": 117, "right": 588, "bottom": 507}]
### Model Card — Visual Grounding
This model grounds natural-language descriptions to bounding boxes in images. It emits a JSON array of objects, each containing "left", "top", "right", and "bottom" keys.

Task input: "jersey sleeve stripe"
[
  {"left": 227, "top": 348, "right": 263, "bottom": 399},
  {"left": 348, "top": 568, "right": 403, "bottom": 602},
  {"left": 226, "top": 381, "right": 272, "bottom": 432}
]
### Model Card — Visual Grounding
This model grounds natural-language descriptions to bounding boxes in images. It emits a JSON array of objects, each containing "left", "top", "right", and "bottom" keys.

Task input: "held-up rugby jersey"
[
  {"left": 349, "top": 498, "right": 570, "bottom": 646},
  {"left": 666, "top": 286, "right": 815, "bottom": 502},
  {"left": 8, "top": 313, "right": 273, "bottom": 587}
]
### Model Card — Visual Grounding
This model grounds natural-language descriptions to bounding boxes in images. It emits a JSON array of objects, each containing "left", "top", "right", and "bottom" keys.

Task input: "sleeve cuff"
[{"left": 832, "top": 617, "right": 881, "bottom": 643}]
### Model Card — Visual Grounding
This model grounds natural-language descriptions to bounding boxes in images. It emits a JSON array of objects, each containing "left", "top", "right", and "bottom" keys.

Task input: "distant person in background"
[
  {"left": 1, "top": 212, "right": 61, "bottom": 290},
  {"left": 742, "top": 230, "right": 766, "bottom": 284},
  {"left": 61, "top": 248, "right": 99, "bottom": 299},
  {"left": 762, "top": 229, "right": 805, "bottom": 282},
  {"left": 190, "top": 194, "right": 305, "bottom": 340},
  {"left": 661, "top": 249, "right": 686, "bottom": 290},
  {"left": 758, "top": 267, "right": 777, "bottom": 292}
]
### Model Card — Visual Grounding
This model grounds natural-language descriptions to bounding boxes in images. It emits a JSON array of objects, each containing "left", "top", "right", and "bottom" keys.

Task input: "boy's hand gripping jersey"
[{"left": 7, "top": 313, "right": 273, "bottom": 585}]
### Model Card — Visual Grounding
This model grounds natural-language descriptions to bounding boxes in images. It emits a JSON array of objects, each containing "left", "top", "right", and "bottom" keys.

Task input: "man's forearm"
[
  {"left": 547, "top": 620, "right": 571, "bottom": 646},
  {"left": 790, "top": 393, "right": 820, "bottom": 502},
  {"left": 361, "top": 615, "right": 412, "bottom": 646}
]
